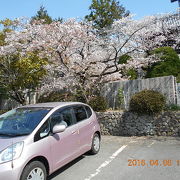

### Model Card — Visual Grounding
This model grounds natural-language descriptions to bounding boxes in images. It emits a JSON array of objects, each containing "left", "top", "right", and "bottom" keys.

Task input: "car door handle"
[
  {"left": 72, "top": 130, "right": 80, "bottom": 135},
  {"left": 71, "top": 131, "right": 77, "bottom": 135}
]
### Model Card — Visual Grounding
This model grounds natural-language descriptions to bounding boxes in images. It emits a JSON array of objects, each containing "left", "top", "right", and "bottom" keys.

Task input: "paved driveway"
[{"left": 49, "top": 136, "right": 180, "bottom": 180}]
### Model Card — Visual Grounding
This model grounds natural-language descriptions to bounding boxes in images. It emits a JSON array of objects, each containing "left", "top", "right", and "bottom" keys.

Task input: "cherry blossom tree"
[
  {"left": 1, "top": 14, "right": 173, "bottom": 103},
  {"left": 137, "top": 13, "right": 180, "bottom": 54}
]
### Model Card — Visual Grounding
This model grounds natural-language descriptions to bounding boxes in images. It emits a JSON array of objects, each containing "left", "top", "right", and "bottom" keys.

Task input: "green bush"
[
  {"left": 129, "top": 90, "right": 166, "bottom": 114},
  {"left": 88, "top": 96, "right": 107, "bottom": 112},
  {"left": 37, "top": 91, "right": 76, "bottom": 103}
]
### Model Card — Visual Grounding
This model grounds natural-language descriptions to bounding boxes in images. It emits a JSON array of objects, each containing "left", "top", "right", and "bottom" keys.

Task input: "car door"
[
  {"left": 73, "top": 105, "right": 94, "bottom": 152},
  {"left": 49, "top": 107, "right": 80, "bottom": 171}
]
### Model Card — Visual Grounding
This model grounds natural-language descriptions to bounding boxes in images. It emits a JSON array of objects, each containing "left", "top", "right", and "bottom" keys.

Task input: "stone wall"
[{"left": 97, "top": 111, "right": 180, "bottom": 137}]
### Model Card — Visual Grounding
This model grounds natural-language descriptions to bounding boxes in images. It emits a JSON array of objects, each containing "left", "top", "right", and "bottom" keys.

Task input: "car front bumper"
[{"left": 0, "top": 160, "right": 23, "bottom": 180}]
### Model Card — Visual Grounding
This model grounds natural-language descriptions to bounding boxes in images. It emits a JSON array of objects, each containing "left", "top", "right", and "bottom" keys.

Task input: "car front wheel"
[
  {"left": 89, "top": 133, "right": 100, "bottom": 155},
  {"left": 20, "top": 161, "right": 47, "bottom": 180}
]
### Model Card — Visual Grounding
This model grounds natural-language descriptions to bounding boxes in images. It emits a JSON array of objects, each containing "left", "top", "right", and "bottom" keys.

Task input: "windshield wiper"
[
  {"left": 0, "top": 133, "right": 16, "bottom": 137},
  {"left": 12, "top": 133, "right": 30, "bottom": 137},
  {"left": 0, "top": 133, "right": 29, "bottom": 137}
]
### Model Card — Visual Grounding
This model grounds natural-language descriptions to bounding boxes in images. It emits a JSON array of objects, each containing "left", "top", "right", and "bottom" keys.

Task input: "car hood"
[{"left": 0, "top": 135, "right": 27, "bottom": 151}]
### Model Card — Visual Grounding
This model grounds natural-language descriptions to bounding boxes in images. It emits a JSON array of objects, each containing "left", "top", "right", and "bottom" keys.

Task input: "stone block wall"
[{"left": 97, "top": 111, "right": 180, "bottom": 136}]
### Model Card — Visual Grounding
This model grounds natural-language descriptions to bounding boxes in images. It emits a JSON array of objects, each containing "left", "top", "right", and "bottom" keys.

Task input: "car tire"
[
  {"left": 20, "top": 161, "right": 47, "bottom": 180},
  {"left": 89, "top": 133, "right": 100, "bottom": 155}
]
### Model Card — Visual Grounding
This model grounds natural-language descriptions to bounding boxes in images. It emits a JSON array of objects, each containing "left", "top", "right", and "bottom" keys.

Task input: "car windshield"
[{"left": 0, "top": 107, "right": 51, "bottom": 137}]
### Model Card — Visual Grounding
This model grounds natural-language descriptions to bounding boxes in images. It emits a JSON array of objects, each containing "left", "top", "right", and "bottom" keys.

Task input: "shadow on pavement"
[{"left": 48, "top": 155, "right": 85, "bottom": 180}]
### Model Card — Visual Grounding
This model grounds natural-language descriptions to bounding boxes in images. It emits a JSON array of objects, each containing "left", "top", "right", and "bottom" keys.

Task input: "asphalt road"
[{"left": 49, "top": 136, "right": 180, "bottom": 180}]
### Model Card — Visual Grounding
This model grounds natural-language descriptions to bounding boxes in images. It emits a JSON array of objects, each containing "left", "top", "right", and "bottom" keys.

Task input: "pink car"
[{"left": 0, "top": 102, "right": 101, "bottom": 180}]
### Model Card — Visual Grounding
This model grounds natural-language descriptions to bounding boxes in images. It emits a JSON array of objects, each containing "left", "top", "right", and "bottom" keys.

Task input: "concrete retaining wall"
[
  {"left": 101, "top": 76, "right": 178, "bottom": 110},
  {"left": 177, "top": 83, "right": 180, "bottom": 105}
]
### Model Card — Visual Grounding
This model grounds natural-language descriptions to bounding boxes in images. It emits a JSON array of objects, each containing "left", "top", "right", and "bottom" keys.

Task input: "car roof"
[{"left": 20, "top": 102, "right": 86, "bottom": 108}]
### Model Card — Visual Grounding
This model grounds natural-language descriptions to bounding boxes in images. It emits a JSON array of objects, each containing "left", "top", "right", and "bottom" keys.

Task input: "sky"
[{"left": 0, "top": 0, "right": 179, "bottom": 21}]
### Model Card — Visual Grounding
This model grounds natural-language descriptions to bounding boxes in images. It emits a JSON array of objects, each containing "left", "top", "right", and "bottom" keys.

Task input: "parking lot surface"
[{"left": 49, "top": 136, "right": 180, "bottom": 180}]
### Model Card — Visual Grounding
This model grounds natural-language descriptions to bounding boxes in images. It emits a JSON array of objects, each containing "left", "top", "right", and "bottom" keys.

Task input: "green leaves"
[
  {"left": 0, "top": 19, "right": 16, "bottom": 46},
  {"left": 118, "top": 54, "right": 131, "bottom": 64},
  {"left": 0, "top": 52, "right": 48, "bottom": 104},
  {"left": 31, "top": 6, "right": 53, "bottom": 24},
  {"left": 31, "top": 6, "right": 63, "bottom": 24},
  {"left": 12, "top": 52, "right": 48, "bottom": 88},
  {"left": 85, "top": 0, "right": 129, "bottom": 30},
  {"left": 146, "top": 47, "right": 180, "bottom": 78},
  {"left": 127, "top": 68, "right": 138, "bottom": 80},
  {"left": 0, "top": 32, "right": 6, "bottom": 46}
]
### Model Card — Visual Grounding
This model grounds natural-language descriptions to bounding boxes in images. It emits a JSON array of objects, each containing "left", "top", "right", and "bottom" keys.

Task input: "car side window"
[
  {"left": 61, "top": 108, "right": 74, "bottom": 126},
  {"left": 85, "top": 106, "right": 92, "bottom": 118},
  {"left": 73, "top": 106, "right": 87, "bottom": 122},
  {"left": 50, "top": 108, "right": 74, "bottom": 128},
  {"left": 34, "top": 120, "right": 50, "bottom": 142},
  {"left": 50, "top": 111, "right": 64, "bottom": 128}
]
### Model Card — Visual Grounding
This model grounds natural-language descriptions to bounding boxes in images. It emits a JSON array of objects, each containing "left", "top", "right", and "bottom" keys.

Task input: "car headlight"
[{"left": 0, "top": 142, "right": 24, "bottom": 164}]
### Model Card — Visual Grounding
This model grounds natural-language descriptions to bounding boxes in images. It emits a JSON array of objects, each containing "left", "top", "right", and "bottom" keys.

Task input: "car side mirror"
[{"left": 52, "top": 124, "right": 66, "bottom": 134}]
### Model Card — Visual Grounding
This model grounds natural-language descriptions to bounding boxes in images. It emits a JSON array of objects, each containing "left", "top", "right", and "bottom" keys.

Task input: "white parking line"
[{"left": 84, "top": 145, "right": 127, "bottom": 180}]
